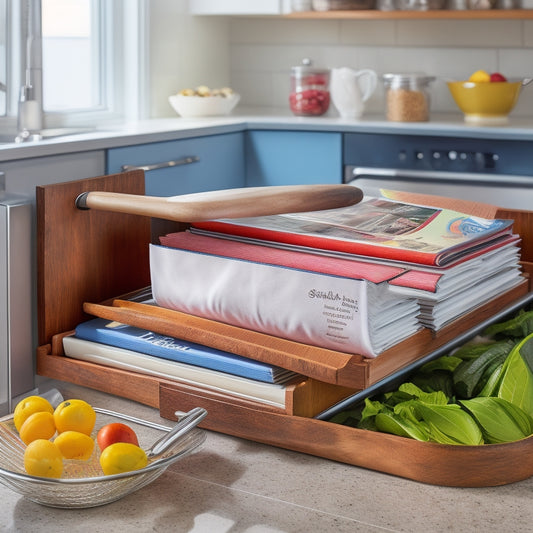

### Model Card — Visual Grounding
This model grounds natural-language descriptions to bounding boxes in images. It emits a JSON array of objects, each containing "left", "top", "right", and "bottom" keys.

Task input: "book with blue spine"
[{"left": 73, "top": 318, "right": 297, "bottom": 384}]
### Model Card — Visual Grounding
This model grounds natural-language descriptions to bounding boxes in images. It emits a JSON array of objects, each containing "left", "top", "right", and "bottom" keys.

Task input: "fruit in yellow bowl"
[
  {"left": 469, "top": 69, "right": 491, "bottom": 83},
  {"left": 447, "top": 79, "right": 522, "bottom": 124}
]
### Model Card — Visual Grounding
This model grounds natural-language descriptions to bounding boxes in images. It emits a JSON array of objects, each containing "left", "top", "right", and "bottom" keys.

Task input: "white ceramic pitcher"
[{"left": 330, "top": 67, "right": 378, "bottom": 119}]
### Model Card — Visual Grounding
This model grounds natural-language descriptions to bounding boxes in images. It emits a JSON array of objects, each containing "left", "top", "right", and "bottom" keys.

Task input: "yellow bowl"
[{"left": 447, "top": 80, "right": 522, "bottom": 124}]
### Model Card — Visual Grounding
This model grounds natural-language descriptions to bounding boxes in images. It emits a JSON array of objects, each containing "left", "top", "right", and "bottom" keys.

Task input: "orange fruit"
[
  {"left": 13, "top": 395, "right": 54, "bottom": 432},
  {"left": 24, "top": 439, "right": 63, "bottom": 478},
  {"left": 53, "top": 399, "right": 96, "bottom": 436},
  {"left": 54, "top": 430, "right": 95, "bottom": 460},
  {"left": 99, "top": 442, "right": 148, "bottom": 475},
  {"left": 19, "top": 411, "right": 56, "bottom": 445}
]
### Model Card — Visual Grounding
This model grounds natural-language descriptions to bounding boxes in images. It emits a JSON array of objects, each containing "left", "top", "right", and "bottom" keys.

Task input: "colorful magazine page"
[
  {"left": 159, "top": 231, "right": 408, "bottom": 284},
  {"left": 192, "top": 197, "right": 514, "bottom": 267}
]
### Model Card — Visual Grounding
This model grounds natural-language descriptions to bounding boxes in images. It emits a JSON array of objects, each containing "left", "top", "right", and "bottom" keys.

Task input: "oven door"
[{"left": 344, "top": 166, "right": 533, "bottom": 211}]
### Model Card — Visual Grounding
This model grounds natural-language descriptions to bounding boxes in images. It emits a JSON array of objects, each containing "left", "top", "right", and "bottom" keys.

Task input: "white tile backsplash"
[
  {"left": 147, "top": 3, "right": 533, "bottom": 118},
  {"left": 226, "top": 17, "right": 533, "bottom": 116},
  {"left": 396, "top": 20, "right": 523, "bottom": 47}
]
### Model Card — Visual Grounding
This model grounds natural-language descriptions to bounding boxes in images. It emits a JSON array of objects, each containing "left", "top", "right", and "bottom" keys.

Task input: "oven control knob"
[
  {"left": 415, "top": 151, "right": 424, "bottom": 160},
  {"left": 448, "top": 150, "right": 458, "bottom": 160},
  {"left": 475, "top": 152, "right": 497, "bottom": 169}
]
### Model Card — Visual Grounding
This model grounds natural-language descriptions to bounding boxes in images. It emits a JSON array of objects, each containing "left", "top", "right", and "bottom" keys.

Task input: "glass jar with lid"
[
  {"left": 289, "top": 59, "right": 330, "bottom": 116},
  {"left": 383, "top": 73, "right": 435, "bottom": 122}
]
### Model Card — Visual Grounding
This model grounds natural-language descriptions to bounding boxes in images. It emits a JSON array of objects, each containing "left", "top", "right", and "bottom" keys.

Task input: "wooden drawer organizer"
[{"left": 36, "top": 171, "right": 533, "bottom": 487}]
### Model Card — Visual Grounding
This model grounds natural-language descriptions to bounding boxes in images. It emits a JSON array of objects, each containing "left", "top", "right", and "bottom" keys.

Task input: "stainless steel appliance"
[
  {"left": 0, "top": 173, "right": 33, "bottom": 415},
  {"left": 344, "top": 132, "right": 533, "bottom": 209}
]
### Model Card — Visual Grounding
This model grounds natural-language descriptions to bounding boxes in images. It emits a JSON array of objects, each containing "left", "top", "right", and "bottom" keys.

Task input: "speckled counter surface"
[{"left": 2, "top": 380, "right": 533, "bottom": 533}]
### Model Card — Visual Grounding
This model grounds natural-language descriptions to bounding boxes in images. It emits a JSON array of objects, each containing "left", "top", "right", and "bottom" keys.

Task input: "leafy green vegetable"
[
  {"left": 329, "top": 308, "right": 533, "bottom": 447},
  {"left": 477, "top": 363, "right": 504, "bottom": 397},
  {"left": 452, "top": 341, "right": 500, "bottom": 361},
  {"left": 484, "top": 309, "right": 533, "bottom": 339},
  {"left": 453, "top": 340, "right": 514, "bottom": 399},
  {"left": 496, "top": 333, "right": 533, "bottom": 418},
  {"left": 460, "top": 397, "right": 533, "bottom": 443},
  {"left": 418, "top": 355, "right": 463, "bottom": 373},
  {"left": 375, "top": 411, "right": 430, "bottom": 441},
  {"left": 414, "top": 403, "right": 484, "bottom": 445}
]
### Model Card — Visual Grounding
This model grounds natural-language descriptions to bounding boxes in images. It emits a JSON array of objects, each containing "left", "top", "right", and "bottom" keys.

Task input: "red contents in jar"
[{"left": 289, "top": 89, "right": 330, "bottom": 116}]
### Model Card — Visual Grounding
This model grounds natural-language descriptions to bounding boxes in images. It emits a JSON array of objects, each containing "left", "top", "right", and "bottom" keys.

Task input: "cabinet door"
[
  {"left": 107, "top": 132, "right": 245, "bottom": 197},
  {"left": 245, "top": 130, "right": 342, "bottom": 187},
  {"left": 189, "top": 0, "right": 290, "bottom": 14}
]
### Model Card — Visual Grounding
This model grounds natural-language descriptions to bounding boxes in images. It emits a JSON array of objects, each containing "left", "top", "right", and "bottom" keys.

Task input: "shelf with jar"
[{"left": 285, "top": 8, "right": 533, "bottom": 18}]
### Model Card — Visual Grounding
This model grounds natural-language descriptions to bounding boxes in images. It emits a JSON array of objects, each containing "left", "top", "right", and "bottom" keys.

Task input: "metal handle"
[
  {"left": 121, "top": 155, "right": 200, "bottom": 172},
  {"left": 347, "top": 166, "right": 533, "bottom": 187},
  {"left": 147, "top": 407, "right": 207, "bottom": 458}
]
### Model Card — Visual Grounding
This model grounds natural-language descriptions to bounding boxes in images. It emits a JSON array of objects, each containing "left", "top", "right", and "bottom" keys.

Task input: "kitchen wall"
[
  {"left": 148, "top": 0, "right": 231, "bottom": 118},
  {"left": 148, "top": 3, "right": 533, "bottom": 119},
  {"left": 228, "top": 17, "right": 533, "bottom": 117}
]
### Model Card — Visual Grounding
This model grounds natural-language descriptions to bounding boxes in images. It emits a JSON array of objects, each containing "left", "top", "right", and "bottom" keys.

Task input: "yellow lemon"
[
  {"left": 54, "top": 430, "right": 95, "bottom": 460},
  {"left": 53, "top": 399, "right": 96, "bottom": 436},
  {"left": 99, "top": 442, "right": 148, "bottom": 476},
  {"left": 13, "top": 395, "right": 54, "bottom": 432},
  {"left": 24, "top": 439, "right": 63, "bottom": 478},
  {"left": 469, "top": 70, "right": 491, "bottom": 83},
  {"left": 19, "top": 411, "right": 56, "bottom": 445}
]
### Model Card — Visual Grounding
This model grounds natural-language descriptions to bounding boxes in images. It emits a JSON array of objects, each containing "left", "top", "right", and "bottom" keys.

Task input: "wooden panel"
[
  {"left": 36, "top": 171, "right": 151, "bottom": 345},
  {"left": 159, "top": 383, "right": 533, "bottom": 488}
]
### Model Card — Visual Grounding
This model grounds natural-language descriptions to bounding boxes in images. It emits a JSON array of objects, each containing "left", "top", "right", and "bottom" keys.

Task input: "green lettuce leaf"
[
  {"left": 496, "top": 333, "right": 533, "bottom": 417},
  {"left": 414, "top": 403, "right": 484, "bottom": 445},
  {"left": 375, "top": 411, "right": 430, "bottom": 442},
  {"left": 484, "top": 309, "right": 533, "bottom": 339},
  {"left": 460, "top": 397, "right": 533, "bottom": 443}
]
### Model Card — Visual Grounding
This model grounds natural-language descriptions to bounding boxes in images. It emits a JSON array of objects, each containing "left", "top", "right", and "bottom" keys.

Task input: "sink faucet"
[{"left": 16, "top": 0, "right": 43, "bottom": 143}]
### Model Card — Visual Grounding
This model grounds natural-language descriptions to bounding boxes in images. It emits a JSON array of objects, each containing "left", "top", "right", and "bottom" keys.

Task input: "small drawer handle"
[{"left": 121, "top": 155, "right": 200, "bottom": 172}]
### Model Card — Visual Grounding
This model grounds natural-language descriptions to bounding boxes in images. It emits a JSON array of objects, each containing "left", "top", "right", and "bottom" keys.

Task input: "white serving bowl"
[{"left": 168, "top": 93, "right": 240, "bottom": 118}]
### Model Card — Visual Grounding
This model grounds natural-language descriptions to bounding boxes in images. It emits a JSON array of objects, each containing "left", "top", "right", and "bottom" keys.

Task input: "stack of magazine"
[
  {"left": 63, "top": 193, "right": 523, "bottom": 409},
  {"left": 156, "top": 194, "right": 522, "bottom": 354}
]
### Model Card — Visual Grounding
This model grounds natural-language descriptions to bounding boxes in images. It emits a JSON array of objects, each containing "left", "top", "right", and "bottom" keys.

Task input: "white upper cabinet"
[{"left": 189, "top": 0, "right": 292, "bottom": 15}]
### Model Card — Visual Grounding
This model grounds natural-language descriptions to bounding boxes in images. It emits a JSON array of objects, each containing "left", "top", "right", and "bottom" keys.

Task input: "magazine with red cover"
[{"left": 191, "top": 196, "right": 514, "bottom": 267}]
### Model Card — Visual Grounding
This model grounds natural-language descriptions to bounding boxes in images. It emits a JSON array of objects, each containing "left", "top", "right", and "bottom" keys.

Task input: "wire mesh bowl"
[{"left": 0, "top": 407, "right": 206, "bottom": 508}]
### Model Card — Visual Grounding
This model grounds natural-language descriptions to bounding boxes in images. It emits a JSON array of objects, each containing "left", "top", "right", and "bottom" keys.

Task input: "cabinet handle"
[{"left": 121, "top": 156, "right": 200, "bottom": 172}]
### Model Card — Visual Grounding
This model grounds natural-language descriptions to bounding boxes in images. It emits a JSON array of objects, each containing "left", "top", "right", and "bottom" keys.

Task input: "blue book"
[{"left": 74, "top": 318, "right": 297, "bottom": 384}]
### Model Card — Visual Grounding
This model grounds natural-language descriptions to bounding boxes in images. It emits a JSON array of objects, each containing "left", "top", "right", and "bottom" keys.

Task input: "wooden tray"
[{"left": 35, "top": 171, "right": 533, "bottom": 486}]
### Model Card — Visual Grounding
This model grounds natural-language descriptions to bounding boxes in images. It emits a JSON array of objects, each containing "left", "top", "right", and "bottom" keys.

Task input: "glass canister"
[
  {"left": 289, "top": 60, "right": 330, "bottom": 116},
  {"left": 383, "top": 73, "right": 435, "bottom": 122}
]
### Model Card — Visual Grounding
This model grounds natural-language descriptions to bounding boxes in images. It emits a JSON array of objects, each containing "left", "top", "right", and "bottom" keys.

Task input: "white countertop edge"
[{"left": 2, "top": 109, "right": 533, "bottom": 162}]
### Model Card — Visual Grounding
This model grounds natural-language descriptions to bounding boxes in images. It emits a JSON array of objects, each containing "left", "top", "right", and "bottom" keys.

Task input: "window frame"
[{"left": 0, "top": 0, "right": 149, "bottom": 133}]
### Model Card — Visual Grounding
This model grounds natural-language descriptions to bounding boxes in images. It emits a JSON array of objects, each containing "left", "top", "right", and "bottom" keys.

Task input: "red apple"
[{"left": 490, "top": 72, "right": 507, "bottom": 82}]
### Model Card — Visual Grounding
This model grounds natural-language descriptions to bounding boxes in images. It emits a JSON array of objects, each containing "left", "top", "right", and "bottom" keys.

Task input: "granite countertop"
[
  {"left": 2, "top": 379, "right": 533, "bottom": 533},
  {"left": 2, "top": 109, "right": 533, "bottom": 163}
]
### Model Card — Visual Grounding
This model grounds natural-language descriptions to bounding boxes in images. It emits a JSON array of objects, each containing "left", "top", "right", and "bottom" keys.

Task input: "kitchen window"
[
  {"left": 0, "top": 0, "right": 147, "bottom": 132},
  {"left": 0, "top": 0, "right": 7, "bottom": 118}
]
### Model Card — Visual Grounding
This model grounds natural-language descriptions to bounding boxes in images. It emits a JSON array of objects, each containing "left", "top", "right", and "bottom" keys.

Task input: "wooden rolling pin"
[{"left": 75, "top": 184, "right": 364, "bottom": 222}]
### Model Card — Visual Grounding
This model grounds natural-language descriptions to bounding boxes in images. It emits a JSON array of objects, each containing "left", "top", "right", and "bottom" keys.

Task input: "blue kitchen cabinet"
[
  {"left": 106, "top": 132, "right": 245, "bottom": 197},
  {"left": 245, "top": 130, "right": 342, "bottom": 187}
]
